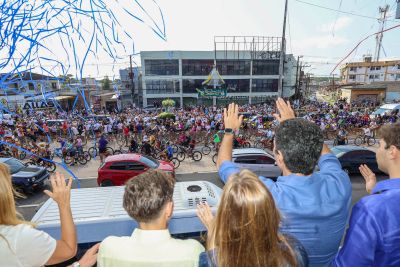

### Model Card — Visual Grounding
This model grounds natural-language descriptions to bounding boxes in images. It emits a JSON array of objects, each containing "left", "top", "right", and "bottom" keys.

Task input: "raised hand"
[
  {"left": 196, "top": 202, "right": 214, "bottom": 231},
  {"left": 273, "top": 98, "right": 295, "bottom": 122},
  {"left": 223, "top": 103, "right": 243, "bottom": 131},
  {"left": 75, "top": 243, "right": 100, "bottom": 267},
  {"left": 359, "top": 164, "right": 377, "bottom": 194},
  {"left": 44, "top": 172, "right": 73, "bottom": 209}
]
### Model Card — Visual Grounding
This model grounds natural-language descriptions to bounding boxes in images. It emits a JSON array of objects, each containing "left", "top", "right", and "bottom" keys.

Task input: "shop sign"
[{"left": 23, "top": 101, "right": 55, "bottom": 110}]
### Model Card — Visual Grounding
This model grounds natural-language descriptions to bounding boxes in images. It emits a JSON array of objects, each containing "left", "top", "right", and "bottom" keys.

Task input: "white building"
[
  {"left": 140, "top": 51, "right": 297, "bottom": 107},
  {"left": 340, "top": 56, "right": 400, "bottom": 102}
]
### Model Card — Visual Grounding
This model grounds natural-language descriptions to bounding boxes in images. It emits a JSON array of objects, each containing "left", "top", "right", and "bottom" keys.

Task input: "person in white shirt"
[{"left": 98, "top": 170, "right": 204, "bottom": 267}]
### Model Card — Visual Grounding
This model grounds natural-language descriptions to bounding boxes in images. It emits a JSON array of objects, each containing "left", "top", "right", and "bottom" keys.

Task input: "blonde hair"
[
  {"left": 208, "top": 169, "right": 297, "bottom": 267},
  {"left": 0, "top": 163, "right": 29, "bottom": 225}
]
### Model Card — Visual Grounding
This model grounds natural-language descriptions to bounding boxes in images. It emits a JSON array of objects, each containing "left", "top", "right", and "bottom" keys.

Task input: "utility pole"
[
  {"left": 375, "top": 5, "right": 389, "bottom": 62},
  {"left": 278, "top": 0, "right": 288, "bottom": 97},
  {"left": 295, "top": 55, "right": 303, "bottom": 98},
  {"left": 129, "top": 55, "right": 135, "bottom": 107}
]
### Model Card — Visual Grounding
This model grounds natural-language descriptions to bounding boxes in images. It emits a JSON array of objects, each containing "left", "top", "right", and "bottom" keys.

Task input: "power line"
[{"left": 294, "top": 0, "right": 397, "bottom": 21}]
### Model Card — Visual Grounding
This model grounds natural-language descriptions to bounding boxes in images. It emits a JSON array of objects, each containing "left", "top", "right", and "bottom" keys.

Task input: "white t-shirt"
[{"left": 0, "top": 224, "right": 56, "bottom": 267}]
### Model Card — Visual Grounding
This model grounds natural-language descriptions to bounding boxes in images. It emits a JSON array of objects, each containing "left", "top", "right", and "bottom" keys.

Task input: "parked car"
[
  {"left": 97, "top": 154, "right": 175, "bottom": 186},
  {"left": 370, "top": 103, "right": 400, "bottom": 119},
  {"left": 330, "top": 145, "right": 380, "bottom": 174},
  {"left": 232, "top": 148, "right": 281, "bottom": 179},
  {"left": 0, "top": 157, "right": 50, "bottom": 192}
]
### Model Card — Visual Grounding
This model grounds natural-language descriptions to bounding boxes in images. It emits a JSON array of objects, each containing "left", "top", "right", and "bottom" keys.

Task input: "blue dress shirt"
[
  {"left": 219, "top": 153, "right": 352, "bottom": 267},
  {"left": 333, "top": 178, "right": 400, "bottom": 267}
]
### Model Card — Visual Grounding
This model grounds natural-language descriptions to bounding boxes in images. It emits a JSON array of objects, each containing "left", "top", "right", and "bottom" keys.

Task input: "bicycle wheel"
[
  {"left": 64, "top": 155, "right": 74, "bottom": 165},
  {"left": 78, "top": 156, "right": 88, "bottom": 165},
  {"left": 83, "top": 151, "right": 91, "bottom": 161},
  {"left": 212, "top": 153, "right": 218, "bottom": 164},
  {"left": 19, "top": 151, "right": 27, "bottom": 160},
  {"left": 177, "top": 151, "right": 186, "bottom": 161},
  {"left": 88, "top": 147, "right": 97, "bottom": 158},
  {"left": 242, "top": 142, "right": 251, "bottom": 148},
  {"left": 171, "top": 157, "right": 180, "bottom": 169},
  {"left": 367, "top": 137, "right": 376, "bottom": 146},
  {"left": 192, "top": 151, "right": 202, "bottom": 161},
  {"left": 202, "top": 146, "right": 211, "bottom": 155},
  {"left": 45, "top": 162, "right": 56, "bottom": 173},
  {"left": 113, "top": 150, "right": 122, "bottom": 155},
  {"left": 106, "top": 147, "right": 114, "bottom": 155},
  {"left": 354, "top": 137, "right": 363, "bottom": 146}
]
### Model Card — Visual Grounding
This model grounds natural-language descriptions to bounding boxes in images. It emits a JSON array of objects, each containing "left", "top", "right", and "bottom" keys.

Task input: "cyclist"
[
  {"left": 336, "top": 128, "right": 348, "bottom": 145},
  {"left": 129, "top": 138, "right": 138, "bottom": 153},
  {"left": 362, "top": 125, "right": 372, "bottom": 144},
  {"left": 99, "top": 135, "right": 109, "bottom": 163}
]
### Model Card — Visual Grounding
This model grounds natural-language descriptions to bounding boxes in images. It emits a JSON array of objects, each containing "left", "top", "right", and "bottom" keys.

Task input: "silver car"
[{"left": 232, "top": 148, "right": 281, "bottom": 178}]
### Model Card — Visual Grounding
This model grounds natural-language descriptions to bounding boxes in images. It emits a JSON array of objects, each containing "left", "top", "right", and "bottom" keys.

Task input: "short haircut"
[
  {"left": 123, "top": 170, "right": 175, "bottom": 223},
  {"left": 275, "top": 118, "right": 323, "bottom": 175},
  {"left": 379, "top": 123, "right": 400, "bottom": 149}
]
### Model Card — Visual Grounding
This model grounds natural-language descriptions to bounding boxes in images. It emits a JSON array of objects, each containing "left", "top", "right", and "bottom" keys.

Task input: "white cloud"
[{"left": 318, "top": 17, "right": 352, "bottom": 33}]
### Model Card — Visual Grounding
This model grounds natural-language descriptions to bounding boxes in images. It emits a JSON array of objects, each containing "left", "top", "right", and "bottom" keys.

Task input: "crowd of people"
[
  {"left": 0, "top": 98, "right": 398, "bottom": 168},
  {"left": 0, "top": 98, "right": 399, "bottom": 267}
]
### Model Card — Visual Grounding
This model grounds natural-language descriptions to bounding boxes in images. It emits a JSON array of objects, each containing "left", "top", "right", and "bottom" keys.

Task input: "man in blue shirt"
[
  {"left": 217, "top": 100, "right": 352, "bottom": 267},
  {"left": 333, "top": 123, "right": 400, "bottom": 267}
]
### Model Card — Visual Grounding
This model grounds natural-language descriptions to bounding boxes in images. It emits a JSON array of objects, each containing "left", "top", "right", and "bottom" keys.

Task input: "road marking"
[{"left": 17, "top": 204, "right": 41, "bottom": 208}]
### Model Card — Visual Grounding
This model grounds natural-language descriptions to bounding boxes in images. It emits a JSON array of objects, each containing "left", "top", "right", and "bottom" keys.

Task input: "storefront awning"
[
  {"left": 93, "top": 92, "right": 116, "bottom": 97},
  {"left": 51, "top": 95, "right": 75, "bottom": 100}
]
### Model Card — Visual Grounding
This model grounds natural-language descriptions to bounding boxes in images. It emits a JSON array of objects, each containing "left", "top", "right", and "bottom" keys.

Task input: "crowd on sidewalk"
[{"left": 0, "top": 99, "right": 400, "bottom": 267}]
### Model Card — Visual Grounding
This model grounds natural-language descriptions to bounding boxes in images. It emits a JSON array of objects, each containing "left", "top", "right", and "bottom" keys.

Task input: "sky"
[
  {"left": 127, "top": 0, "right": 399, "bottom": 78},
  {"left": 2, "top": 0, "right": 399, "bottom": 80}
]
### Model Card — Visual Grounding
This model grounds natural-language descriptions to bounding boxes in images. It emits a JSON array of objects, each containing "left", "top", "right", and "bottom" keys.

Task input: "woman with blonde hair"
[
  {"left": 0, "top": 163, "right": 82, "bottom": 267},
  {"left": 197, "top": 169, "right": 307, "bottom": 267}
]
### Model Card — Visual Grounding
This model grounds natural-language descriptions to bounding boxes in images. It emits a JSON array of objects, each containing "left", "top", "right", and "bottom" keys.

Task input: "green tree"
[{"left": 102, "top": 76, "right": 111, "bottom": 91}]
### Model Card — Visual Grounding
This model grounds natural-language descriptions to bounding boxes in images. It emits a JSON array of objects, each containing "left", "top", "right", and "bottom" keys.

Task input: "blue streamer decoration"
[{"left": 0, "top": 0, "right": 167, "bottom": 184}]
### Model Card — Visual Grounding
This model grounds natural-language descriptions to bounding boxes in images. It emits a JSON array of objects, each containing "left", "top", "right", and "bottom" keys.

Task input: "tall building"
[
  {"left": 340, "top": 56, "right": 400, "bottom": 102},
  {"left": 140, "top": 50, "right": 297, "bottom": 107}
]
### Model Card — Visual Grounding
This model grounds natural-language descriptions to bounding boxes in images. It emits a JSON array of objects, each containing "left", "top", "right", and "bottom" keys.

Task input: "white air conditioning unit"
[{"left": 32, "top": 181, "right": 222, "bottom": 244}]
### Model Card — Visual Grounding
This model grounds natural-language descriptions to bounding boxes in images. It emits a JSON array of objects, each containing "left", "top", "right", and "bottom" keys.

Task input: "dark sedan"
[
  {"left": 330, "top": 145, "right": 380, "bottom": 174},
  {"left": 0, "top": 157, "right": 50, "bottom": 192}
]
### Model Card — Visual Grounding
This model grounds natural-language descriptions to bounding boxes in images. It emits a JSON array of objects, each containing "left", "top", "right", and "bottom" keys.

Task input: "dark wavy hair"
[
  {"left": 275, "top": 118, "right": 323, "bottom": 175},
  {"left": 123, "top": 170, "right": 175, "bottom": 223}
]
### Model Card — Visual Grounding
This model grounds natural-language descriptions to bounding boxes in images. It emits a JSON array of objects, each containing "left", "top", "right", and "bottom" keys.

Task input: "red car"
[{"left": 97, "top": 154, "right": 175, "bottom": 186}]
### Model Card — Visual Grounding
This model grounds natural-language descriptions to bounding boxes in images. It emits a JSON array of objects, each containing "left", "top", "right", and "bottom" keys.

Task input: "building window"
[
  {"left": 51, "top": 82, "right": 57, "bottom": 89},
  {"left": 182, "top": 60, "right": 214, "bottom": 76},
  {"left": 216, "top": 60, "right": 251, "bottom": 75},
  {"left": 396, "top": 74, "right": 400, "bottom": 80},
  {"left": 370, "top": 66, "right": 381, "bottom": 71},
  {"left": 225, "top": 79, "right": 250, "bottom": 92},
  {"left": 397, "top": 65, "right": 400, "bottom": 69},
  {"left": 349, "top": 67, "right": 357, "bottom": 72},
  {"left": 349, "top": 75, "right": 356, "bottom": 80},
  {"left": 182, "top": 79, "right": 204, "bottom": 93},
  {"left": 252, "top": 79, "right": 278, "bottom": 93},
  {"left": 369, "top": 74, "right": 380, "bottom": 80},
  {"left": 145, "top": 80, "right": 180, "bottom": 94},
  {"left": 252, "top": 60, "right": 279, "bottom": 75},
  {"left": 144, "top": 60, "right": 179, "bottom": 76}
]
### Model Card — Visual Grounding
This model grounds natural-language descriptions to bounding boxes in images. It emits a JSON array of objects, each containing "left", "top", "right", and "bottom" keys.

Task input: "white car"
[{"left": 232, "top": 148, "right": 281, "bottom": 178}]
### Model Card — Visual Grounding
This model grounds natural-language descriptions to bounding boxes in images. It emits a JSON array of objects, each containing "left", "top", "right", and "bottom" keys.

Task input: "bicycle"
[
  {"left": 27, "top": 158, "right": 57, "bottom": 173},
  {"left": 176, "top": 146, "right": 203, "bottom": 162},
  {"left": 354, "top": 134, "right": 376, "bottom": 146}
]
